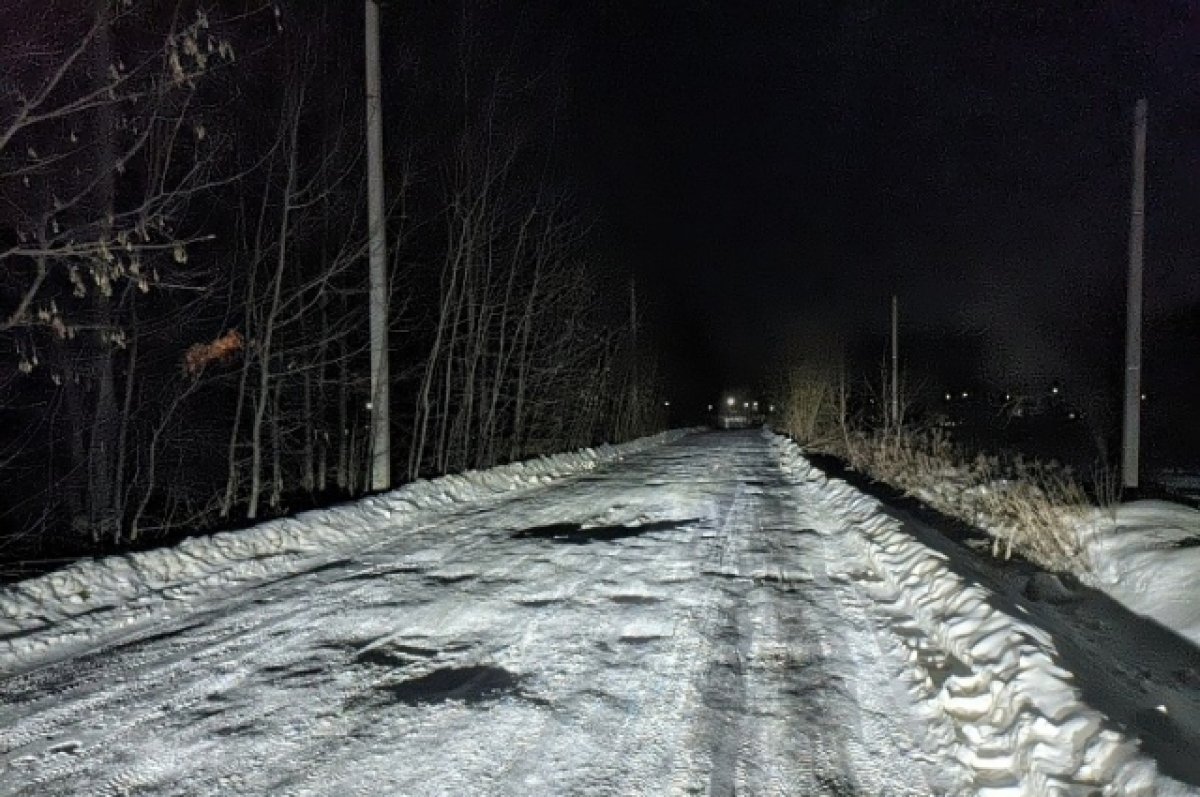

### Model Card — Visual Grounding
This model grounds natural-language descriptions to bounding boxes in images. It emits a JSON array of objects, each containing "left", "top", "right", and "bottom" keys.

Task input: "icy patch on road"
[
  {"left": 771, "top": 434, "right": 1197, "bottom": 797},
  {"left": 0, "top": 431, "right": 687, "bottom": 672}
]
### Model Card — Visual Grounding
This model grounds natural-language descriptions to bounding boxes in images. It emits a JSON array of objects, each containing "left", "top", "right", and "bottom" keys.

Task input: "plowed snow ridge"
[{"left": 771, "top": 433, "right": 1196, "bottom": 797}]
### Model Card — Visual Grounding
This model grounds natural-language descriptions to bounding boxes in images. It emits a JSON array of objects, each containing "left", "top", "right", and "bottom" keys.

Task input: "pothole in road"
[
  {"left": 212, "top": 721, "right": 257, "bottom": 738},
  {"left": 618, "top": 634, "right": 666, "bottom": 644},
  {"left": 425, "top": 572, "right": 477, "bottom": 585},
  {"left": 609, "top": 594, "right": 662, "bottom": 605},
  {"left": 514, "top": 597, "right": 561, "bottom": 607},
  {"left": 513, "top": 518, "right": 699, "bottom": 544},
  {"left": 369, "top": 665, "right": 522, "bottom": 706}
]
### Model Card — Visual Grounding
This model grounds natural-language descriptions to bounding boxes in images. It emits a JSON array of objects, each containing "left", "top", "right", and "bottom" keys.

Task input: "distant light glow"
[
  {"left": 961, "top": 391, "right": 968, "bottom": 398},
  {"left": 707, "top": 404, "right": 713, "bottom": 411},
  {"left": 1052, "top": 386, "right": 1059, "bottom": 395},
  {"left": 663, "top": 400, "right": 670, "bottom": 407},
  {"left": 726, "top": 396, "right": 736, "bottom": 407},
  {"left": 743, "top": 401, "right": 749, "bottom": 409},
  {"left": 945, "top": 393, "right": 951, "bottom": 401}
]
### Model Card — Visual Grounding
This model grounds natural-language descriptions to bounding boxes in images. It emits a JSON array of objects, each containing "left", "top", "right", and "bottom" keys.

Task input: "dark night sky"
[{"left": 544, "top": 1, "right": 1200, "bottom": 409}]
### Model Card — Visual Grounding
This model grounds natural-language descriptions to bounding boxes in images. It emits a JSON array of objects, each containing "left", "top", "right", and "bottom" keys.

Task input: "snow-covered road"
[
  {"left": 0, "top": 432, "right": 939, "bottom": 795},
  {"left": 0, "top": 431, "right": 1194, "bottom": 796}
]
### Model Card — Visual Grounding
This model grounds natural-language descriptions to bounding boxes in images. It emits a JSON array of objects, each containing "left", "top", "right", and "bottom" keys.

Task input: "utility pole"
[
  {"left": 365, "top": 0, "right": 390, "bottom": 490},
  {"left": 629, "top": 278, "right": 638, "bottom": 435},
  {"left": 1122, "top": 98, "right": 1148, "bottom": 491},
  {"left": 890, "top": 294, "right": 899, "bottom": 429}
]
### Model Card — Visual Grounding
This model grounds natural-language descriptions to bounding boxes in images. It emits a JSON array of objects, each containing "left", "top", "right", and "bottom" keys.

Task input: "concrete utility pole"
[
  {"left": 365, "top": 0, "right": 390, "bottom": 490},
  {"left": 890, "top": 294, "right": 899, "bottom": 429},
  {"left": 1122, "top": 98, "right": 1148, "bottom": 491},
  {"left": 630, "top": 278, "right": 639, "bottom": 428}
]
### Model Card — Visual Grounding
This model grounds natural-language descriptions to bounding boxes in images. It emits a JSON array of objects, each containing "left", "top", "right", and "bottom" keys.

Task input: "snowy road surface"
[{"left": 0, "top": 431, "right": 1193, "bottom": 795}]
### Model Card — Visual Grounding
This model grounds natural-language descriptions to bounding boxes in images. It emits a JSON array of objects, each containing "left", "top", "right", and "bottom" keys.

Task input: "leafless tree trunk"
[{"left": 247, "top": 87, "right": 302, "bottom": 519}]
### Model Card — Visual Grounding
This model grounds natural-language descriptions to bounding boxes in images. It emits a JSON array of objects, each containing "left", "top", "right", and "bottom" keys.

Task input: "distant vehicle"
[{"left": 716, "top": 394, "right": 764, "bottom": 429}]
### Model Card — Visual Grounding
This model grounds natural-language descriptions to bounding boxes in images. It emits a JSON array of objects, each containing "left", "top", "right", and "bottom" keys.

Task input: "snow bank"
[
  {"left": 0, "top": 430, "right": 689, "bottom": 671},
  {"left": 1080, "top": 501, "right": 1200, "bottom": 648},
  {"left": 771, "top": 434, "right": 1193, "bottom": 797}
]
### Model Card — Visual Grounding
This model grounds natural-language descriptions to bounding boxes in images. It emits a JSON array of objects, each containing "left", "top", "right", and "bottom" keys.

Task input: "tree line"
[{"left": 0, "top": 1, "right": 664, "bottom": 560}]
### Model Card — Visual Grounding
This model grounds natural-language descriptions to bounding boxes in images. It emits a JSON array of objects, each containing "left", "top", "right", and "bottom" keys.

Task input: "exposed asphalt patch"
[
  {"left": 513, "top": 518, "right": 699, "bottom": 544},
  {"left": 370, "top": 665, "right": 521, "bottom": 705}
]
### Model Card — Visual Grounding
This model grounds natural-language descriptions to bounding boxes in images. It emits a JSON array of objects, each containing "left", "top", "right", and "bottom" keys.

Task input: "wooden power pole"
[
  {"left": 365, "top": 0, "right": 391, "bottom": 490},
  {"left": 1122, "top": 98, "right": 1148, "bottom": 491}
]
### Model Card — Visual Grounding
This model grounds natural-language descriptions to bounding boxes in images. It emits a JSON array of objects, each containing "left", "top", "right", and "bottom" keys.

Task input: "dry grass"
[{"left": 819, "top": 426, "right": 1097, "bottom": 573}]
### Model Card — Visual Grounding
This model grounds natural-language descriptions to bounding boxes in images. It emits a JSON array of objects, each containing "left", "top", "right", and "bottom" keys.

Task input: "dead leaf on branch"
[{"left": 184, "top": 329, "right": 244, "bottom": 376}]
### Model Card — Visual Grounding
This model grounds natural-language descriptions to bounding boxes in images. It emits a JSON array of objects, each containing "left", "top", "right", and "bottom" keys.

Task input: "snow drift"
[{"left": 1081, "top": 500, "right": 1200, "bottom": 648}]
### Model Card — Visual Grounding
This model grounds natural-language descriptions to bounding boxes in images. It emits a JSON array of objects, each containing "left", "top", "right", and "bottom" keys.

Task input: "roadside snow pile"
[
  {"left": 814, "top": 429, "right": 1200, "bottom": 652},
  {"left": 0, "top": 430, "right": 688, "bottom": 671},
  {"left": 772, "top": 434, "right": 1195, "bottom": 797},
  {"left": 1080, "top": 501, "right": 1200, "bottom": 648}
]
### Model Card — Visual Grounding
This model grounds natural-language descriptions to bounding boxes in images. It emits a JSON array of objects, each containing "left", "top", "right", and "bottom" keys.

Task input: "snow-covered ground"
[
  {"left": 1081, "top": 500, "right": 1200, "bottom": 646},
  {"left": 0, "top": 430, "right": 1196, "bottom": 795}
]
